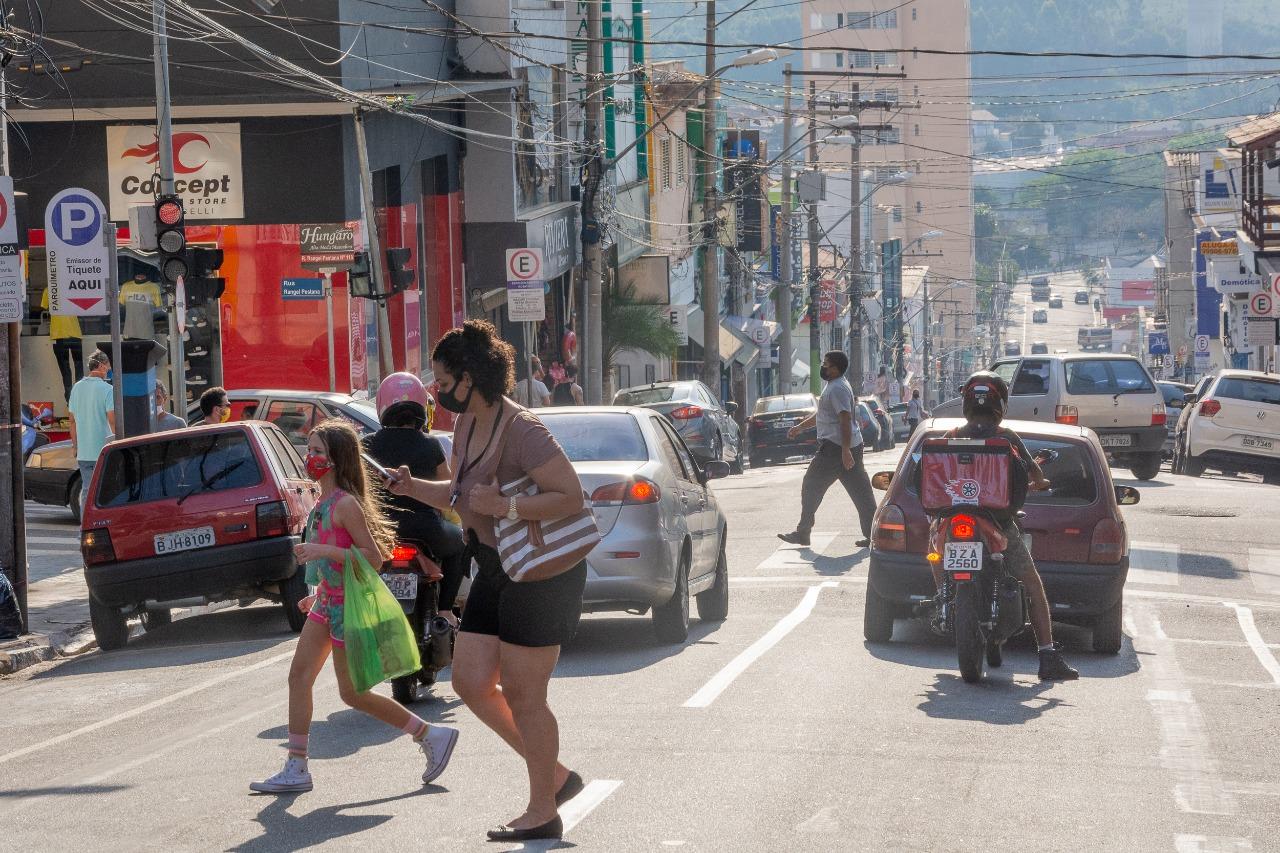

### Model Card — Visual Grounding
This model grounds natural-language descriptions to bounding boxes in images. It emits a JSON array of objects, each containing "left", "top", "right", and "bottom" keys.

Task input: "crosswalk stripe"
[
  {"left": 1248, "top": 549, "right": 1280, "bottom": 598},
  {"left": 1129, "top": 540, "right": 1181, "bottom": 587},
  {"left": 26, "top": 535, "right": 79, "bottom": 546},
  {"left": 755, "top": 532, "right": 838, "bottom": 571}
]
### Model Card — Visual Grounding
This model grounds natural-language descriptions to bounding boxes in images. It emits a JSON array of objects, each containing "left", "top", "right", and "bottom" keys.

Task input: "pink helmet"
[{"left": 377, "top": 372, "right": 433, "bottom": 430}]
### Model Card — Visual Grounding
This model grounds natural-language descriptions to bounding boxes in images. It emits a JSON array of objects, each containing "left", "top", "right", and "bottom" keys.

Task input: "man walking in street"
[
  {"left": 155, "top": 381, "right": 187, "bottom": 431},
  {"left": 514, "top": 356, "right": 552, "bottom": 407},
  {"left": 778, "top": 350, "right": 877, "bottom": 549},
  {"left": 906, "top": 388, "right": 927, "bottom": 433},
  {"left": 68, "top": 351, "right": 115, "bottom": 514}
]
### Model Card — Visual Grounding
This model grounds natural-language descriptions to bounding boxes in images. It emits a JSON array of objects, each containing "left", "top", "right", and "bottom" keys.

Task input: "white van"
[{"left": 933, "top": 354, "right": 1167, "bottom": 479}]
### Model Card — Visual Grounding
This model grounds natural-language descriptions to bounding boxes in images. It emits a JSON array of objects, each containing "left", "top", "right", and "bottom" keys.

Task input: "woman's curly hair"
[{"left": 431, "top": 319, "right": 515, "bottom": 404}]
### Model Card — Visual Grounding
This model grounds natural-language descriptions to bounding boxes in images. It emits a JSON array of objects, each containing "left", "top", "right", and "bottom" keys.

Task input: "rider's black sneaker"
[
  {"left": 777, "top": 530, "right": 810, "bottom": 547},
  {"left": 1038, "top": 645, "right": 1080, "bottom": 681}
]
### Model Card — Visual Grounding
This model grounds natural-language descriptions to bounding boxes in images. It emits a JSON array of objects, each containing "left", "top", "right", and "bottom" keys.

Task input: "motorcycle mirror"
[
  {"left": 1114, "top": 485, "right": 1140, "bottom": 506},
  {"left": 871, "top": 471, "right": 894, "bottom": 490}
]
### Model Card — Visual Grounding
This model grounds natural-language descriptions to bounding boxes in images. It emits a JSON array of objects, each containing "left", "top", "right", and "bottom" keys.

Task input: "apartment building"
[{"left": 801, "top": 1, "right": 977, "bottom": 384}]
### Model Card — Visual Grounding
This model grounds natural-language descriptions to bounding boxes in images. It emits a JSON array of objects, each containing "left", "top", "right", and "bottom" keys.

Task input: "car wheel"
[
  {"left": 1092, "top": 599, "right": 1123, "bottom": 655},
  {"left": 711, "top": 433, "right": 723, "bottom": 464},
  {"left": 695, "top": 537, "right": 729, "bottom": 622},
  {"left": 140, "top": 608, "right": 172, "bottom": 632},
  {"left": 68, "top": 476, "right": 82, "bottom": 525},
  {"left": 652, "top": 552, "right": 690, "bottom": 644},
  {"left": 1129, "top": 452, "right": 1161, "bottom": 481},
  {"left": 281, "top": 570, "right": 309, "bottom": 633},
  {"left": 1183, "top": 451, "right": 1206, "bottom": 478},
  {"left": 1170, "top": 438, "right": 1185, "bottom": 475},
  {"left": 862, "top": 585, "right": 894, "bottom": 643},
  {"left": 89, "top": 596, "right": 130, "bottom": 651}
]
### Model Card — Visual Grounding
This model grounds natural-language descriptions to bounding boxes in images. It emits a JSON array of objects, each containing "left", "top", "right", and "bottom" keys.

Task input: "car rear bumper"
[
  {"left": 581, "top": 532, "right": 678, "bottom": 610},
  {"left": 749, "top": 436, "right": 818, "bottom": 458},
  {"left": 24, "top": 472, "right": 71, "bottom": 506},
  {"left": 868, "top": 548, "right": 1127, "bottom": 621},
  {"left": 1095, "top": 425, "right": 1165, "bottom": 455},
  {"left": 86, "top": 535, "right": 301, "bottom": 608}
]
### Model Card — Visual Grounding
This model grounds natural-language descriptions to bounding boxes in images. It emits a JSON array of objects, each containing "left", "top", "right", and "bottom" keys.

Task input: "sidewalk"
[{"left": 0, "top": 567, "right": 96, "bottom": 676}]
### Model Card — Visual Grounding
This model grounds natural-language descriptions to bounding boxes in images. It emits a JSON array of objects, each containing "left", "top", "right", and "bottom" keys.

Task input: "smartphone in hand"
[{"left": 361, "top": 452, "right": 400, "bottom": 485}]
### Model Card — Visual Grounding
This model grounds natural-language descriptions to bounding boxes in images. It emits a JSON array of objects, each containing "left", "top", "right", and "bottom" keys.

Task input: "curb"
[{"left": 0, "top": 623, "right": 95, "bottom": 676}]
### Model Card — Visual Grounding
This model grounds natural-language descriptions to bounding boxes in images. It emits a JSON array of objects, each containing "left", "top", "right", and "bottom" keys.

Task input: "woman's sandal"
[
  {"left": 555, "top": 770, "right": 584, "bottom": 806},
  {"left": 486, "top": 816, "right": 563, "bottom": 842}
]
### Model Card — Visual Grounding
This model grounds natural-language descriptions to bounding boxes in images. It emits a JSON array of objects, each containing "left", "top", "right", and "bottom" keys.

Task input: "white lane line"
[
  {"left": 1132, "top": 604, "right": 1237, "bottom": 816},
  {"left": 1128, "top": 541, "right": 1180, "bottom": 587},
  {"left": 0, "top": 648, "right": 294, "bottom": 766},
  {"left": 1225, "top": 603, "right": 1280, "bottom": 686},
  {"left": 1247, "top": 548, "right": 1280, "bottom": 597},
  {"left": 1175, "top": 834, "right": 1254, "bottom": 852},
  {"left": 560, "top": 780, "right": 622, "bottom": 833},
  {"left": 684, "top": 581, "right": 837, "bottom": 709},
  {"left": 24, "top": 535, "right": 79, "bottom": 546},
  {"left": 731, "top": 576, "right": 866, "bottom": 585},
  {"left": 755, "top": 533, "right": 838, "bottom": 571}
]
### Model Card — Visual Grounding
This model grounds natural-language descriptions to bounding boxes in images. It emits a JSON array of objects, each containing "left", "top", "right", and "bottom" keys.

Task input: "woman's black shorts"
[{"left": 460, "top": 534, "right": 586, "bottom": 648}]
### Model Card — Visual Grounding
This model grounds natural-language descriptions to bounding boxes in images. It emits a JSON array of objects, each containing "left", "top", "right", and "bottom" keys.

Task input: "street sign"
[
  {"left": 1250, "top": 291, "right": 1275, "bottom": 318},
  {"left": 1148, "top": 331, "right": 1170, "bottom": 355},
  {"left": 1195, "top": 334, "right": 1210, "bottom": 354},
  {"left": 45, "top": 188, "right": 111, "bottom": 316},
  {"left": 0, "top": 279, "right": 21, "bottom": 323},
  {"left": 0, "top": 176, "right": 20, "bottom": 323},
  {"left": 1270, "top": 273, "right": 1280, "bottom": 294},
  {"left": 1246, "top": 317, "right": 1279, "bottom": 347},
  {"left": 505, "top": 247, "right": 545, "bottom": 322},
  {"left": 1200, "top": 240, "right": 1238, "bottom": 256},
  {"left": 282, "top": 277, "right": 324, "bottom": 301},
  {"left": 300, "top": 223, "right": 356, "bottom": 271}
]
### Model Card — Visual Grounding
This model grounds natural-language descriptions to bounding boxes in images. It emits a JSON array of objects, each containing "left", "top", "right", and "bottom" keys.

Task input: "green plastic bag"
[{"left": 342, "top": 549, "right": 421, "bottom": 693}]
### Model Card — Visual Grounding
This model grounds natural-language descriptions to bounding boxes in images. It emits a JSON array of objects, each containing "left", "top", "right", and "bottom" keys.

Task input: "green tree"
[{"left": 601, "top": 282, "right": 682, "bottom": 397}]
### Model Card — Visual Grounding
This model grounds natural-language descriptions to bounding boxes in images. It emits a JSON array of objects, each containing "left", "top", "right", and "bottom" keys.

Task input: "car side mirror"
[
  {"left": 726, "top": 401, "right": 739, "bottom": 416},
  {"left": 1182, "top": 393, "right": 1197, "bottom": 405},
  {"left": 871, "top": 471, "right": 894, "bottom": 490},
  {"left": 1115, "top": 485, "right": 1140, "bottom": 506},
  {"left": 704, "top": 460, "right": 731, "bottom": 481}
]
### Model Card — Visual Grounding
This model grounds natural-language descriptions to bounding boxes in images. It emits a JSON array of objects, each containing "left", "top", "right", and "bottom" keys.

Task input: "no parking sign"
[{"left": 45, "top": 188, "right": 111, "bottom": 317}]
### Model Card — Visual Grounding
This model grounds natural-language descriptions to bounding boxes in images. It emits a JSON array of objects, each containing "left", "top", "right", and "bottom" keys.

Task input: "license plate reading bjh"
[
  {"left": 944, "top": 542, "right": 983, "bottom": 572},
  {"left": 154, "top": 526, "right": 215, "bottom": 555},
  {"left": 381, "top": 572, "right": 419, "bottom": 601}
]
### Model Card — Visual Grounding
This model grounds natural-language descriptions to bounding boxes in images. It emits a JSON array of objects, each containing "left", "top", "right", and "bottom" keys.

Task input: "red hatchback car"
[
  {"left": 863, "top": 418, "right": 1139, "bottom": 654},
  {"left": 81, "top": 422, "right": 320, "bottom": 650}
]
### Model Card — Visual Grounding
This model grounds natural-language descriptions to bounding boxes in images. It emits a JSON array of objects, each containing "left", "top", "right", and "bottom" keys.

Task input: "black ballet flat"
[
  {"left": 486, "top": 816, "right": 564, "bottom": 842},
  {"left": 556, "top": 771, "right": 584, "bottom": 806}
]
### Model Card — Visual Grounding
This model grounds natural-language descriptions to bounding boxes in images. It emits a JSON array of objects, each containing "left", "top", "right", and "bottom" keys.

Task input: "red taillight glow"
[
  {"left": 872, "top": 504, "right": 907, "bottom": 552},
  {"left": 949, "top": 514, "right": 977, "bottom": 541},
  {"left": 951, "top": 572, "right": 972, "bottom": 581},
  {"left": 390, "top": 544, "right": 419, "bottom": 563},
  {"left": 1055, "top": 404, "right": 1079, "bottom": 426},
  {"left": 1151, "top": 404, "right": 1166, "bottom": 427},
  {"left": 590, "top": 478, "right": 661, "bottom": 505},
  {"left": 255, "top": 500, "right": 289, "bottom": 539},
  {"left": 670, "top": 405, "right": 703, "bottom": 420},
  {"left": 1090, "top": 518, "right": 1125, "bottom": 564},
  {"left": 749, "top": 417, "right": 765, "bottom": 429},
  {"left": 81, "top": 529, "right": 115, "bottom": 566},
  {"left": 1199, "top": 398, "right": 1221, "bottom": 417}
]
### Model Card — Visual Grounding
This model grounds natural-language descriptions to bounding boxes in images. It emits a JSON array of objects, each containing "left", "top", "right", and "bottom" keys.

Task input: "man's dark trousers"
[{"left": 796, "top": 440, "right": 877, "bottom": 537}]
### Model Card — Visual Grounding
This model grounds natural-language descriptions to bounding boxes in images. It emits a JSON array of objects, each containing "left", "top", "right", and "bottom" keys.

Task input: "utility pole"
[
  {"left": 352, "top": 109, "right": 393, "bottom": 386},
  {"left": 777, "top": 65, "right": 793, "bottom": 392},
  {"left": 921, "top": 272, "right": 931, "bottom": 407},
  {"left": 806, "top": 81, "right": 821, "bottom": 396},
  {"left": 848, "top": 83, "right": 863, "bottom": 389},
  {"left": 153, "top": 0, "right": 186, "bottom": 416},
  {"left": 699, "top": 0, "right": 721, "bottom": 394},
  {"left": 581, "top": 0, "right": 605, "bottom": 404}
]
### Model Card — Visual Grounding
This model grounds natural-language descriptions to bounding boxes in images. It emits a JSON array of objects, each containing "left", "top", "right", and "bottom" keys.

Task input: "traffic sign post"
[
  {"left": 1250, "top": 291, "right": 1275, "bottom": 319},
  {"left": 1194, "top": 334, "right": 1211, "bottom": 371},
  {"left": 506, "top": 248, "right": 546, "bottom": 397},
  {"left": 45, "top": 188, "right": 111, "bottom": 317}
]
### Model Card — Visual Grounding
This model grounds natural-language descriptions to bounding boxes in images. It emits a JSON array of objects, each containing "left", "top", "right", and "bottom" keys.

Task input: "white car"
[{"left": 1172, "top": 370, "right": 1280, "bottom": 484}]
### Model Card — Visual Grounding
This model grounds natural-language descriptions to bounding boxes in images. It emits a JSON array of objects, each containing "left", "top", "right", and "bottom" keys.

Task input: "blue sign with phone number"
[{"left": 281, "top": 278, "right": 324, "bottom": 300}]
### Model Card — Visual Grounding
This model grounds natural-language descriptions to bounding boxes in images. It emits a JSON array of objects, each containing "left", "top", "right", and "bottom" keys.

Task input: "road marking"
[
  {"left": 1225, "top": 603, "right": 1280, "bottom": 686},
  {"left": 1174, "top": 835, "right": 1254, "bottom": 852},
  {"left": 1128, "top": 541, "right": 1180, "bottom": 587},
  {"left": 560, "top": 779, "right": 622, "bottom": 833},
  {"left": 1247, "top": 548, "right": 1280, "bottom": 597},
  {"left": 755, "top": 533, "right": 837, "bottom": 571},
  {"left": 0, "top": 648, "right": 294, "bottom": 766},
  {"left": 684, "top": 581, "right": 837, "bottom": 709},
  {"left": 731, "top": 576, "right": 866, "bottom": 584},
  {"left": 795, "top": 806, "right": 840, "bottom": 834},
  {"left": 25, "top": 535, "right": 79, "bottom": 546},
  {"left": 1132, "top": 604, "right": 1237, "bottom": 816}
]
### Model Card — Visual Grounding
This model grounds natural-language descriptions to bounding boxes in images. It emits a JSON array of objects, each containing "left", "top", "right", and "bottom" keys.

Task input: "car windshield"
[
  {"left": 1215, "top": 376, "right": 1280, "bottom": 406},
  {"left": 539, "top": 413, "right": 650, "bottom": 462},
  {"left": 754, "top": 394, "right": 815, "bottom": 413},
  {"left": 1064, "top": 359, "right": 1154, "bottom": 394},
  {"left": 904, "top": 434, "right": 1098, "bottom": 506},
  {"left": 615, "top": 386, "right": 678, "bottom": 406},
  {"left": 96, "top": 431, "right": 263, "bottom": 507}
]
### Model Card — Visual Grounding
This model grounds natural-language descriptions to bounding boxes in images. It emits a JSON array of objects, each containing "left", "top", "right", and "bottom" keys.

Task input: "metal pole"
[
  {"left": 0, "top": 53, "right": 24, "bottom": 631},
  {"left": 582, "top": 0, "right": 605, "bottom": 404},
  {"left": 807, "top": 82, "right": 820, "bottom": 396},
  {"left": 848, "top": 83, "right": 863, "bottom": 387},
  {"left": 106, "top": 239, "right": 125, "bottom": 430},
  {"left": 353, "top": 109, "right": 391, "bottom": 388},
  {"left": 323, "top": 271, "right": 336, "bottom": 392},
  {"left": 699, "top": 0, "right": 721, "bottom": 395},
  {"left": 922, "top": 272, "right": 931, "bottom": 407},
  {"left": 153, "top": 0, "right": 186, "bottom": 417},
  {"left": 777, "top": 65, "right": 793, "bottom": 392}
]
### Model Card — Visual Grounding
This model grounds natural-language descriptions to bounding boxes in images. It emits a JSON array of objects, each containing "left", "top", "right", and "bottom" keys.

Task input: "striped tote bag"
[{"left": 494, "top": 474, "right": 600, "bottom": 582}]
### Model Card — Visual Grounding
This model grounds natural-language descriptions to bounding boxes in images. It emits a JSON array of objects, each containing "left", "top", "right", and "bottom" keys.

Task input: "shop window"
[
  {"left": 892, "top": 206, "right": 903, "bottom": 223},
  {"left": 916, "top": 201, "right": 923, "bottom": 214},
  {"left": 676, "top": 142, "right": 688, "bottom": 185}
]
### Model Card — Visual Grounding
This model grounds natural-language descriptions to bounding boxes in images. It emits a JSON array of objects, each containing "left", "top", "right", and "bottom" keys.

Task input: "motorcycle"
[{"left": 378, "top": 539, "right": 457, "bottom": 703}]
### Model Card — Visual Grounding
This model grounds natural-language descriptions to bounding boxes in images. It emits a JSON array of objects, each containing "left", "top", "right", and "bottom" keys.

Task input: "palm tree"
[{"left": 601, "top": 281, "right": 682, "bottom": 398}]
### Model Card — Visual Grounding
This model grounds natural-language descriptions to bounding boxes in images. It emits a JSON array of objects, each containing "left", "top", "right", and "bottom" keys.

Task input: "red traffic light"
[{"left": 157, "top": 199, "right": 183, "bottom": 226}]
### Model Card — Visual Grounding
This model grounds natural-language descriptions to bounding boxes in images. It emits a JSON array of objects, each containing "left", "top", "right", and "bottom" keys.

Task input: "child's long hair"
[{"left": 310, "top": 418, "right": 396, "bottom": 557}]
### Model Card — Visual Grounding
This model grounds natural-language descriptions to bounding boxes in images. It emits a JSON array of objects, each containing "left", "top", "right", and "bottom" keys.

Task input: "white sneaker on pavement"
[
  {"left": 249, "top": 757, "right": 313, "bottom": 794},
  {"left": 420, "top": 725, "right": 459, "bottom": 784}
]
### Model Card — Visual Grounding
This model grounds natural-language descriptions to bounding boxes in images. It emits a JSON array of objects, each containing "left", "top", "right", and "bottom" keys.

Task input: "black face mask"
[
  {"left": 819, "top": 366, "right": 836, "bottom": 382},
  {"left": 436, "top": 377, "right": 474, "bottom": 414}
]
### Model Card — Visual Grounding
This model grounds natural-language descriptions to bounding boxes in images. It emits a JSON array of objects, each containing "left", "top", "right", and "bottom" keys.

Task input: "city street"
[
  {"left": 4, "top": 451, "right": 1280, "bottom": 851},
  {"left": 1005, "top": 270, "right": 1101, "bottom": 357}
]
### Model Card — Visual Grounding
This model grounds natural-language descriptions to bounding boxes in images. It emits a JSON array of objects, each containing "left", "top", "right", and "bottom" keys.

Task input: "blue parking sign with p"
[{"left": 50, "top": 193, "right": 104, "bottom": 246}]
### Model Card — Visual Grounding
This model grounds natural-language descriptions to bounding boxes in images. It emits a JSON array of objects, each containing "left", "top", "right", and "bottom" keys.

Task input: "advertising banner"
[
  {"left": 106, "top": 123, "right": 244, "bottom": 220},
  {"left": 349, "top": 295, "right": 367, "bottom": 394},
  {"left": 723, "top": 130, "right": 763, "bottom": 252},
  {"left": 1195, "top": 230, "right": 1226, "bottom": 339},
  {"left": 1198, "top": 152, "right": 1239, "bottom": 215},
  {"left": 300, "top": 222, "right": 356, "bottom": 271}
]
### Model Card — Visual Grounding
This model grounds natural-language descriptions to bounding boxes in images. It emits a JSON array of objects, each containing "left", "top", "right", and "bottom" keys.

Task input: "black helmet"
[{"left": 961, "top": 371, "right": 1009, "bottom": 422}]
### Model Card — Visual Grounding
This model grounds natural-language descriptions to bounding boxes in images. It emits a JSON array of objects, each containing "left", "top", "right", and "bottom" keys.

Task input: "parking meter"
[{"left": 98, "top": 340, "right": 168, "bottom": 438}]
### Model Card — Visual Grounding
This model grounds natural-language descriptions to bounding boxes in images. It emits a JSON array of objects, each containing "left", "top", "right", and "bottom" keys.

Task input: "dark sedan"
[
  {"left": 24, "top": 439, "right": 82, "bottom": 521},
  {"left": 746, "top": 394, "right": 817, "bottom": 467}
]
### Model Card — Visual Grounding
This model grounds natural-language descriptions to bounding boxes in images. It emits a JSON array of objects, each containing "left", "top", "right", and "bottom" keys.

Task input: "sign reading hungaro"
[
  {"left": 505, "top": 247, "right": 546, "bottom": 323},
  {"left": 106, "top": 123, "right": 244, "bottom": 221},
  {"left": 1199, "top": 240, "right": 1239, "bottom": 256},
  {"left": 300, "top": 222, "right": 357, "bottom": 271},
  {"left": 45, "top": 188, "right": 111, "bottom": 317}
]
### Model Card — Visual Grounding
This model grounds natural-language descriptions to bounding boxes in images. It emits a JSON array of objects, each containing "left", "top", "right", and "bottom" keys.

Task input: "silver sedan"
[{"left": 537, "top": 407, "right": 731, "bottom": 643}]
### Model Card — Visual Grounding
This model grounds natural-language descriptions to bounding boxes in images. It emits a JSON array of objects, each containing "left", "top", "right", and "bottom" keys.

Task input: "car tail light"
[
  {"left": 1089, "top": 518, "right": 1125, "bottom": 564},
  {"left": 590, "top": 478, "right": 661, "bottom": 505},
  {"left": 871, "top": 504, "right": 906, "bottom": 552},
  {"left": 1150, "top": 404, "right": 1166, "bottom": 426},
  {"left": 81, "top": 529, "right": 115, "bottom": 566},
  {"left": 670, "top": 405, "right": 703, "bottom": 420},
  {"left": 749, "top": 417, "right": 765, "bottom": 429},
  {"left": 256, "top": 500, "right": 289, "bottom": 538},
  {"left": 949, "top": 513, "right": 977, "bottom": 541},
  {"left": 1055, "top": 404, "right": 1079, "bottom": 425},
  {"left": 1199, "top": 398, "right": 1221, "bottom": 417}
]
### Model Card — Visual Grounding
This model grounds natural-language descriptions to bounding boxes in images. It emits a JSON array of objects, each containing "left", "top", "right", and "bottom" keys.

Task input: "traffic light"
[
  {"left": 385, "top": 247, "right": 414, "bottom": 295},
  {"left": 155, "top": 195, "right": 187, "bottom": 289},
  {"left": 184, "top": 246, "right": 225, "bottom": 305},
  {"left": 348, "top": 251, "right": 373, "bottom": 298}
]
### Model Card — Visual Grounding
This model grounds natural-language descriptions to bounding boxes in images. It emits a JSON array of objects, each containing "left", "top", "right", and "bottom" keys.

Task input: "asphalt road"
[
  {"left": 4, "top": 451, "right": 1280, "bottom": 852},
  {"left": 1003, "top": 270, "right": 1102, "bottom": 358}
]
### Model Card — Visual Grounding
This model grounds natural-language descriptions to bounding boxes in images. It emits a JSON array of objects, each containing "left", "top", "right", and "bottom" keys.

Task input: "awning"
[
  {"left": 687, "top": 308, "right": 758, "bottom": 367},
  {"left": 1227, "top": 113, "right": 1280, "bottom": 150}
]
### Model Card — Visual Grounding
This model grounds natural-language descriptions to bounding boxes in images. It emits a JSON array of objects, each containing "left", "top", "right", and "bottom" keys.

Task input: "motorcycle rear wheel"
[
  {"left": 392, "top": 674, "right": 421, "bottom": 704},
  {"left": 954, "top": 584, "right": 986, "bottom": 684}
]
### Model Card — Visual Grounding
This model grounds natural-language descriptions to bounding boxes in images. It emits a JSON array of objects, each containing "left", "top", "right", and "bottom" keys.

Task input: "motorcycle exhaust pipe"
[{"left": 427, "top": 615, "right": 454, "bottom": 669}]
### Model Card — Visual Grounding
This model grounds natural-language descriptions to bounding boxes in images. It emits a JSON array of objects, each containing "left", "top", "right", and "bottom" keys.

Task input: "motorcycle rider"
[
  {"left": 929, "top": 371, "right": 1079, "bottom": 682},
  {"left": 363, "top": 373, "right": 467, "bottom": 624}
]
